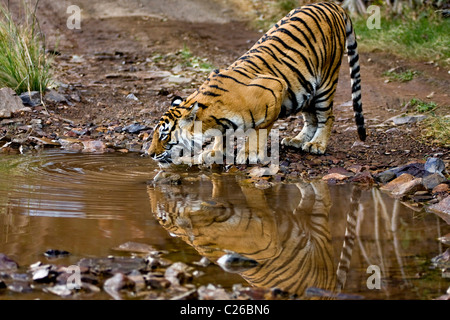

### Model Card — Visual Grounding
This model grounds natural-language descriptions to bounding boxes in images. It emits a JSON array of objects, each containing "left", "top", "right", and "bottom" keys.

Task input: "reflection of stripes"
[{"left": 336, "top": 186, "right": 361, "bottom": 292}]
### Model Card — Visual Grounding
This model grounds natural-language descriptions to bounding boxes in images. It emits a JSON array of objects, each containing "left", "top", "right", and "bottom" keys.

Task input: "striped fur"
[
  {"left": 148, "top": 177, "right": 337, "bottom": 298},
  {"left": 148, "top": 2, "right": 366, "bottom": 163}
]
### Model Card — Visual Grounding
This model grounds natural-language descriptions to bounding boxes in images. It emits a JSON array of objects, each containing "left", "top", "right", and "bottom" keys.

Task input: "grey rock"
[
  {"left": 0, "top": 253, "right": 18, "bottom": 271},
  {"left": 376, "top": 169, "right": 397, "bottom": 183},
  {"left": 45, "top": 89, "right": 68, "bottom": 103},
  {"left": 19, "top": 91, "right": 41, "bottom": 107},
  {"left": 390, "top": 114, "right": 427, "bottom": 125},
  {"left": 425, "top": 157, "right": 446, "bottom": 174},
  {"left": 122, "top": 123, "right": 148, "bottom": 134},
  {"left": 0, "top": 87, "right": 26, "bottom": 118},
  {"left": 422, "top": 172, "right": 447, "bottom": 190}
]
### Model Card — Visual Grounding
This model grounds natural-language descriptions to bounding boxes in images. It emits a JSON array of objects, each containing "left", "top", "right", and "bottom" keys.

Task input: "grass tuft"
[
  {"left": 0, "top": 1, "right": 52, "bottom": 94},
  {"left": 353, "top": 6, "right": 450, "bottom": 67}
]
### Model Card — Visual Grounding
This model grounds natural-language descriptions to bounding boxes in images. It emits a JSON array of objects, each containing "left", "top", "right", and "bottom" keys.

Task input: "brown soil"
[{"left": 3, "top": 0, "right": 450, "bottom": 177}]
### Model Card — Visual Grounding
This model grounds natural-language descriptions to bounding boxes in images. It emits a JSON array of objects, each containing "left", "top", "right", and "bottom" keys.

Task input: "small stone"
[
  {"left": 45, "top": 89, "right": 68, "bottom": 103},
  {"left": 44, "top": 249, "right": 70, "bottom": 258},
  {"left": 351, "top": 171, "right": 375, "bottom": 185},
  {"left": 380, "top": 173, "right": 415, "bottom": 192},
  {"left": 0, "top": 253, "right": 18, "bottom": 271},
  {"left": 82, "top": 140, "right": 106, "bottom": 153},
  {"left": 425, "top": 157, "right": 446, "bottom": 174},
  {"left": 427, "top": 196, "right": 450, "bottom": 224},
  {"left": 432, "top": 184, "right": 449, "bottom": 194},
  {"left": 164, "top": 262, "right": 192, "bottom": 286},
  {"left": 0, "top": 87, "right": 25, "bottom": 118},
  {"left": 103, "top": 273, "right": 135, "bottom": 300},
  {"left": 422, "top": 172, "right": 447, "bottom": 190},
  {"left": 438, "top": 233, "right": 450, "bottom": 246},
  {"left": 19, "top": 91, "right": 41, "bottom": 107},
  {"left": 390, "top": 114, "right": 427, "bottom": 125},
  {"left": 376, "top": 169, "right": 397, "bottom": 184},
  {"left": 111, "top": 242, "right": 156, "bottom": 254},
  {"left": 391, "top": 178, "right": 426, "bottom": 197},
  {"left": 44, "top": 284, "right": 72, "bottom": 297},
  {"left": 322, "top": 173, "right": 349, "bottom": 181},
  {"left": 122, "top": 123, "right": 148, "bottom": 134},
  {"left": 126, "top": 93, "right": 139, "bottom": 101}
]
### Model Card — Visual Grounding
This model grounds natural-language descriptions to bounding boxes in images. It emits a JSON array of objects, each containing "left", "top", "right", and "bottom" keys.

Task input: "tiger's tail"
[{"left": 345, "top": 15, "right": 366, "bottom": 141}]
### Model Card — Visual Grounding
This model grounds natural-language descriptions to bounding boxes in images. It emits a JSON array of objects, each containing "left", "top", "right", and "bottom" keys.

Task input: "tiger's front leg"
[{"left": 198, "top": 135, "right": 224, "bottom": 165}]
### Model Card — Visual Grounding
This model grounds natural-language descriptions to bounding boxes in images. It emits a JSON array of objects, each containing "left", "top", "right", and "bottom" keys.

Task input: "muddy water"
[{"left": 0, "top": 151, "right": 448, "bottom": 299}]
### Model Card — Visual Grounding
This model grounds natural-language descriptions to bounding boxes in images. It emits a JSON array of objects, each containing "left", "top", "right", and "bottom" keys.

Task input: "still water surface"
[{"left": 0, "top": 150, "right": 448, "bottom": 299}]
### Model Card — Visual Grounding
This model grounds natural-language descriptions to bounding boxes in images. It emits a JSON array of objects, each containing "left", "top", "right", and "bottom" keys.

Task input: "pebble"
[
  {"left": 427, "top": 196, "right": 450, "bottom": 224},
  {"left": 422, "top": 172, "right": 447, "bottom": 190},
  {"left": 0, "top": 87, "right": 25, "bottom": 118},
  {"left": 425, "top": 157, "right": 446, "bottom": 174},
  {"left": 0, "top": 253, "right": 18, "bottom": 271}
]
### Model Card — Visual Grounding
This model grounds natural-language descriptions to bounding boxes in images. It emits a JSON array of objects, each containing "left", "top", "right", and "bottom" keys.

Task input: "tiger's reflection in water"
[{"left": 147, "top": 174, "right": 354, "bottom": 298}]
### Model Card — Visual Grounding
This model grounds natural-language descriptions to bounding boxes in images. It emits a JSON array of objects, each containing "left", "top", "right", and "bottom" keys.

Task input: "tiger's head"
[{"left": 147, "top": 95, "right": 201, "bottom": 166}]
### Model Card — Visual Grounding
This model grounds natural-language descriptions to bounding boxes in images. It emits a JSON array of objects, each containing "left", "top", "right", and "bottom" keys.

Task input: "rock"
[
  {"left": 167, "top": 76, "right": 192, "bottom": 84},
  {"left": 376, "top": 169, "right": 397, "bottom": 183},
  {"left": 44, "top": 249, "right": 70, "bottom": 258},
  {"left": 122, "top": 123, "right": 148, "bottom": 134},
  {"left": 45, "top": 89, "right": 68, "bottom": 104},
  {"left": 0, "top": 87, "right": 26, "bottom": 118},
  {"left": 126, "top": 93, "right": 139, "bottom": 101},
  {"left": 146, "top": 275, "right": 171, "bottom": 289},
  {"left": 422, "top": 173, "right": 447, "bottom": 190},
  {"left": 391, "top": 178, "right": 426, "bottom": 197},
  {"left": 390, "top": 114, "right": 427, "bottom": 125},
  {"left": 198, "top": 284, "right": 232, "bottom": 300},
  {"left": 380, "top": 173, "right": 415, "bottom": 192},
  {"left": 216, "top": 252, "right": 258, "bottom": 273},
  {"left": 111, "top": 242, "right": 157, "bottom": 254},
  {"left": 431, "top": 248, "right": 450, "bottom": 268},
  {"left": 82, "top": 140, "right": 106, "bottom": 153},
  {"left": 425, "top": 157, "right": 446, "bottom": 174},
  {"left": 0, "top": 253, "right": 18, "bottom": 271},
  {"left": 322, "top": 173, "right": 349, "bottom": 181},
  {"left": 432, "top": 184, "right": 450, "bottom": 195},
  {"left": 78, "top": 256, "right": 147, "bottom": 275},
  {"left": 438, "top": 233, "right": 450, "bottom": 246},
  {"left": 351, "top": 171, "right": 375, "bottom": 185},
  {"left": 164, "top": 262, "right": 192, "bottom": 286},
  {"left": 103, "top": 273, "right": 135, "bottom": 300},
  {"left": 19, "top": 91, "right": 41, "bottom": 107},
  {"left": 427, "top": 196, "right": 450, "bottom": 224},
  {"left": 248, "top": 164, "right": 279, "bottom": 177},
  {"left": 44, "top": 284, "right": 72, "bottom": 297}
]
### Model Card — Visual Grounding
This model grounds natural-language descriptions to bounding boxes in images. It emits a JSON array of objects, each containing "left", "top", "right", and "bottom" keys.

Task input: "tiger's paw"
[
  {"left": 301, "top": 141, "right": 326, "bottom": 155},
  {"left": 281, "top": 137, "right": 303, "bottom": 149}
]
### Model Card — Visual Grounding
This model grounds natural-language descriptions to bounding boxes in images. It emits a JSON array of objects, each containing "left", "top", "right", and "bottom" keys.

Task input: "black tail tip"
[{"left": 358, "top": 127, "right": 366, "bottom": 141}]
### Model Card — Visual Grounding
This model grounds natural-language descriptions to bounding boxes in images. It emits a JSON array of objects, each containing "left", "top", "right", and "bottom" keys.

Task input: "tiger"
[{"left": 147, "top": 1, "right": 366, "bottom": 165}]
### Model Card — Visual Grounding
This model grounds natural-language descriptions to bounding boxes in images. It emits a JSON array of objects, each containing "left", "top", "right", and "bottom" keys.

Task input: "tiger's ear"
[{"left": 180, "top": 102, "right": 200, "bottom": 128}]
